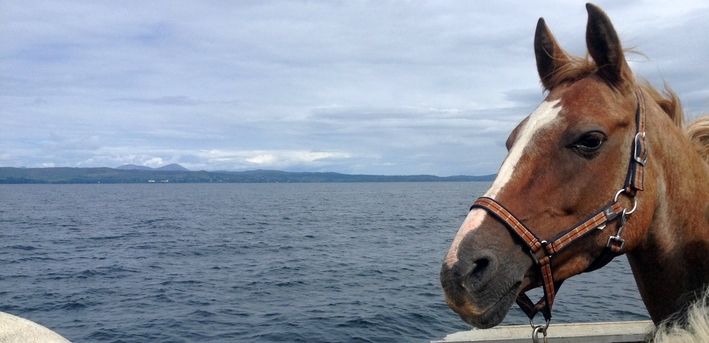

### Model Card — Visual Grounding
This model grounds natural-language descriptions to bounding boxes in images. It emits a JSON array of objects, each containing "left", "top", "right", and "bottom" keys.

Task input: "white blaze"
[
  {"left": 485, "top": 99, "right": 562, "bottom": 198},
  {"left": 444, "top": 100, "right": 563, "bottom": 267}
]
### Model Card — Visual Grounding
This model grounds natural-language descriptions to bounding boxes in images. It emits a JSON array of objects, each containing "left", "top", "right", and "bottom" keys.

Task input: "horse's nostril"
[
  {"left": 461, "top": 255, "right": 496, "bottom": 292},
  {"left": 471, "top": 258, "right": 490, "bottom": 278},
  {"left": 442, "top": 253, "right": 498, "bottom": 294}
]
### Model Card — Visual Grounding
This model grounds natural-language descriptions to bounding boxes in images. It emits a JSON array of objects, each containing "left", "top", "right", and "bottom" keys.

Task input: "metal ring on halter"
[
  {"left": 613, "top": 189, "right": 638, "bottom": 214},
  {"left": 531, "top": 324, "right": 549, "bottom": 343}
]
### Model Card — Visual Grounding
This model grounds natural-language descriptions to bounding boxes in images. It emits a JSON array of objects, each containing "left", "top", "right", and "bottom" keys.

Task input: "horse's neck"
[{"left": 627, "top": 107, "right": 709, "bottom": 324}]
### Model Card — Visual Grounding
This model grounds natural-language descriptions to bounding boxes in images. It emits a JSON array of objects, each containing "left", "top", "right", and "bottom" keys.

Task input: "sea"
[{"left": 0, "top": 182, "right": 649, "bottom": 342}]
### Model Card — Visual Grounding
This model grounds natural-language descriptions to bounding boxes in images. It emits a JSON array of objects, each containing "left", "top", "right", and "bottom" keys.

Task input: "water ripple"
[{"left": 0, "top": 183, "right": 649, "bottom": 343}]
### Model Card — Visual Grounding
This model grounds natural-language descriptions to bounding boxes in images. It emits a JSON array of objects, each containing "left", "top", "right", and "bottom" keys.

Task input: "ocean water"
[{"left": 0, "top": 183, "right": 648, "bottom": 342}]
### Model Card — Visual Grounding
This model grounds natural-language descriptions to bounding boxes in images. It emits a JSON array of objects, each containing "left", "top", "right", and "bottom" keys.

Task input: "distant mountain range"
[
  {"left": 116, "top": 163, "right": 189, "bottom": 171},
  {"left": 0, "top": 165, "right": 495, "bottom": 184}
]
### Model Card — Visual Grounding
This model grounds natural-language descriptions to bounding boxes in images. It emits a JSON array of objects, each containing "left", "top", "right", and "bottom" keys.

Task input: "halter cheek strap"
[
  {"left": 469, "top": 88, "right": 647, "bottom": 326},
  {"left": 625, "top": 89, "right": 647, "bottom": 193}
]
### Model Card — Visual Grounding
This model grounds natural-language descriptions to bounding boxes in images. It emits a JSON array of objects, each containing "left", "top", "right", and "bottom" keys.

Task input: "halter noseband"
[{"left": 469, "top": 88, "right": 648, "bottom": 337}]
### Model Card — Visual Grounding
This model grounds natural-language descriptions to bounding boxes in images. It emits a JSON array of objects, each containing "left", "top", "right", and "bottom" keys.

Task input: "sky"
[{"left": 1, "top": 1, "right": 708, "bottom": 175}]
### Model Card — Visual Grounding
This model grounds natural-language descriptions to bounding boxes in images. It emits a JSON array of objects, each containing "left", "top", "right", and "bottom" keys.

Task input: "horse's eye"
[{"left": 569, "top": 131, "right": 606, "bottom": 157}]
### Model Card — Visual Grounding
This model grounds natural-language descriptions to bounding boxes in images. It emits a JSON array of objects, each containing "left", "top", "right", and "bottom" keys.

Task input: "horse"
[{"left": 440, "top": 3, "right": 709, "bottom": 340}]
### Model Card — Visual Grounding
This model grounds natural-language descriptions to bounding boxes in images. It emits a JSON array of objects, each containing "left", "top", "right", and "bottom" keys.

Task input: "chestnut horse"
[{"left": 440, "top": 2, "right": 709, "bottom": 336}]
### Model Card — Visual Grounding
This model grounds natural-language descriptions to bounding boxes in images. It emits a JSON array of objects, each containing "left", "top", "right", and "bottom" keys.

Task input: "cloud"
[
  {"left": 108, "top": 96, "right": 202, "bottom": 106},
  {"left": 1, "top": 1, "right": 708, "bottom": 175},
  {"left": 201, "top": 149, "right": 351, "bottom": 170},
  {"left": 143, "top": 157, "right": 166, "bottom": 168},
  {"left": 245, "top": 154, "right": 275, "bottom": 165}
]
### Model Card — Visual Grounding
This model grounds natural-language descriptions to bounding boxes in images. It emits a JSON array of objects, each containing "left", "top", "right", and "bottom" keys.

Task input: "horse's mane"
[
  {"left": 652, "top": 287, "right": 709, "bottom": 342},
  {"left": 545, "top": 53, "right": 709, "bottom": 163},
  {"left": 686, "top": 117, "right": 709, "bottom": 164},
  {"left": 640, "top": 82, "right": 709, "bottom": 164}
]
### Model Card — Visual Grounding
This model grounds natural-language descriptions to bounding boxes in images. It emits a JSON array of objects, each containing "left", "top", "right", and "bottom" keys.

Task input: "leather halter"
[{"left": 470, "top": 89, "right": 648, "bottom": 326}]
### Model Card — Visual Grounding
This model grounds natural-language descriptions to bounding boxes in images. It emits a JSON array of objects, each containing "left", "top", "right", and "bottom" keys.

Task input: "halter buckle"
[{"left": 633, "top": 131, "right": 647, "bottom": 165}]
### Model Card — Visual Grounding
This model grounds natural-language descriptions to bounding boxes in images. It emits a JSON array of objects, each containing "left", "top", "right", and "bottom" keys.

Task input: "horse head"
[{"left": 440, "top": 4, "right": 659, "bottom": 328}]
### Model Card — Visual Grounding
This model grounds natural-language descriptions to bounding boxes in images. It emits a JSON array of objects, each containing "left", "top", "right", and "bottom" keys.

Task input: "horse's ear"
[
  {"left": 534, "top": 17, "right": 568, "bottom": 90},
  {"left": 585, "top": 3, "right": 632, "bottom": 89}
]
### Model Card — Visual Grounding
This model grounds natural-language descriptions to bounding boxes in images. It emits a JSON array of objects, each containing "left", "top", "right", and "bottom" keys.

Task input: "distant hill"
[
  {"left": 116, "top": 164, "right": 153, "bottom": 170},
  {"left": 0, "top": 167, "right": 495, "bottom": 184},
  {"left": 117, "top": 163, "right": 189, "bottom": 171},
  {"left": 156, "top": 163, "right": 189, "bottom": 171}
]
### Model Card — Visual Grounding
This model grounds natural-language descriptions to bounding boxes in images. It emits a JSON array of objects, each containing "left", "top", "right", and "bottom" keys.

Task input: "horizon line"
[{"left": 0, "top": 165, "right": 497, "bottom": 178}]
